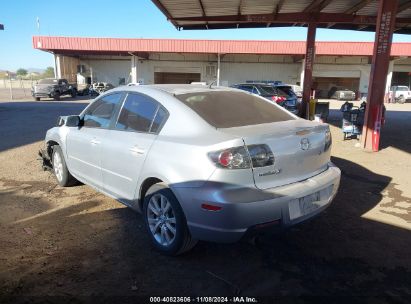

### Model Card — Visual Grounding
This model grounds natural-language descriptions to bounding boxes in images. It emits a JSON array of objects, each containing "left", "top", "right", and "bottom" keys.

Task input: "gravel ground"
[{"left": 0, "top": 99, "right": 410, "bottom": 302}]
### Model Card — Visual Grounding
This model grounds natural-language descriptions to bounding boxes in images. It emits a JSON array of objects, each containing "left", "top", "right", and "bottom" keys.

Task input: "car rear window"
[
  {"left": 175, "top": 91, "right": 294, "bottom": 128},
  {"left": 276, "top": 86, "right": 295, "bottom": 97},
  {"left": 259, "top": 85, "right": 276, "bottom": 96}
]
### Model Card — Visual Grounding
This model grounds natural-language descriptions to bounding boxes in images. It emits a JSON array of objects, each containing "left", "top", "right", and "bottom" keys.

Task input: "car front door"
[
  {"left": 100, "top": 92, "right": 168, "bottom": 201},
  {"left": 65, "top": 92, "right": 124, "bottom": 189},
  {"left": 60, "top": 79, "right": 68, "bottom": 93}
]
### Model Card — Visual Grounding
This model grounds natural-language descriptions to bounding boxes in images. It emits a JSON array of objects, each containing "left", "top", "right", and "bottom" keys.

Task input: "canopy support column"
[
  {"left": 217, "top": 53, "right": 221, "bottom": 86},
  {"left": 301, "top": 23, "right": 317, "bottom": 119},
  {"left": 131, "top": 55, "right": 138, "bottom": 84},
  {"left": 54, "top": 54, "right": 62, "bottom": 79},
  {"left": 362, "top": 0, "right": 398, "bottom": 151}
]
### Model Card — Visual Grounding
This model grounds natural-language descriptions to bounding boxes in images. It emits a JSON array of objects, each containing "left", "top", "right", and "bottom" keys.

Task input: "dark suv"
[{"left": 231, "top": 83, "right": 299, "bottom": 115}]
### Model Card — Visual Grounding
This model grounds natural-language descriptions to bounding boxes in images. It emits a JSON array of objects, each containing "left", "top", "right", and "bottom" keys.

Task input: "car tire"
[
  {"left": 35, "top": 97, "right": 40, "bottom": 101},
  {"left": 52, "top": 145, "right": 78, "bottom": 187},
  {"left": 71, "top": 89, "right": 77, "bottom": 98},
  {"left": 143, "top": 183, "right": 197, "bottom": 255},
  {"left": 398, "top": 95, "right": 406, "bottom": 104},
  {"left": 54, "top": 92, "right": 60, "bottom": 101}
]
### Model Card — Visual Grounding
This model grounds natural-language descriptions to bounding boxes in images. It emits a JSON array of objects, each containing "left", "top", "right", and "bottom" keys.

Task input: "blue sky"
[{"left": 1, "top": 0, "right": 411, "bottom": 71}]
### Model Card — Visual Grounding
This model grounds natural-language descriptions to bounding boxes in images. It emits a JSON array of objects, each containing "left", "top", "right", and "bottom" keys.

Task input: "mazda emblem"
[{"left": 300, "top": 138, "right": 310, "bottom": 150}]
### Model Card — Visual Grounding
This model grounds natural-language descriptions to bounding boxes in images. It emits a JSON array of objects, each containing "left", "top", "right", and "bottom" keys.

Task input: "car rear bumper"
[
  {"left": 339, "top": 95, "right": 356, "bottom": 100},
  {"left": 172, "top": 162, "right": 341, "bottom": 243}
]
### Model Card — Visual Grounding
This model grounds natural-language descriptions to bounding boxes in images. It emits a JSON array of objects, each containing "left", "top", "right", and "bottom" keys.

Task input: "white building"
[{"left": 34, "top": 36, "right": 411, "bottom": 97}]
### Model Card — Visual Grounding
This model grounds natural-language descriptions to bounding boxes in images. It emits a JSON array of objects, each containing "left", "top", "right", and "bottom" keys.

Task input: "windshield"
[
  {"left": 176, "top": 91, "right": 294, "bottom": 128},
  {"left": 38, "top": 79, "right": 58, "bottom": 84}
]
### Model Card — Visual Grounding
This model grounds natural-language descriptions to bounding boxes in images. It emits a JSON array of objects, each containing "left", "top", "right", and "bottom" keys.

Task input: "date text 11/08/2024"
[{"left": 149, "top": 297, "right": 258, "bottom": 303}]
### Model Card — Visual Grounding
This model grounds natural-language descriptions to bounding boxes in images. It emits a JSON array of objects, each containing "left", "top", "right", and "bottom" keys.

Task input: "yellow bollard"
[{"left": 309, "top": 98, "right": 317, "bottom": 120}]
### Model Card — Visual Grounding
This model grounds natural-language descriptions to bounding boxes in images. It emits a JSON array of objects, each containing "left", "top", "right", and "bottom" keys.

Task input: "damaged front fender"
[{"left": 38, "top": 148, "right": 52, "bottom": 171}]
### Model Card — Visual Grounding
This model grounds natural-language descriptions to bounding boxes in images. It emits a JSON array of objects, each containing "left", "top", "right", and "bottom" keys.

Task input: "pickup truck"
[
  {"left": 32, "top": 78, "right": 77, "bottom": 101},
  {"left": 390, "top": 86, "right": 411, "bottom": 104}
]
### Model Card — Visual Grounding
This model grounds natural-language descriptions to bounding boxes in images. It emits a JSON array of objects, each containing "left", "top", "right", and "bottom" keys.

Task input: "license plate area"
[{"left": 288, "top": 185, "right": 333, "bottom": 220}]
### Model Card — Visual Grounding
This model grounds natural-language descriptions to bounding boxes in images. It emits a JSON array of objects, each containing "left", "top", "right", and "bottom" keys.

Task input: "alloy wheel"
[
  {"left": 53, "top": 152, "right": 64, "bottom": 182},
  {"left": 146, "top": 194, "right": 177, "bottom": 246}
]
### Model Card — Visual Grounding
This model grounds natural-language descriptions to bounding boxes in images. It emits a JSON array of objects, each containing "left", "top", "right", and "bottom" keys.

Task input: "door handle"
[
  {"left": 129, "top": 146, "right": 145, "bottom": 155},
  {"left": 90, "top": 139, "right": 101, "bottom": 145}
]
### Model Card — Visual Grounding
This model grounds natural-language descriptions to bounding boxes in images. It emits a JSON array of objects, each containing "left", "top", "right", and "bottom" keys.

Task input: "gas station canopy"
[
  {"left": 152, "top": 0, "right": 411, "bottom": 34},
  {"left": 152, "top": 0, "right": 410, "bottom": 152}
]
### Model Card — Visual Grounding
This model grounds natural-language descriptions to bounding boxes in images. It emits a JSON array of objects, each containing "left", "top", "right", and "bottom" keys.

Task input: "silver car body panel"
[{"left": 44, "top": 84, "right": 341, "bottom": 242}]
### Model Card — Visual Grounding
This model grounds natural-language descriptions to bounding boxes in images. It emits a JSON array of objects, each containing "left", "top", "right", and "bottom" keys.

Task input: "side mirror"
[{"left": 65, "top": 115, "right": 81, "bottom": 127}]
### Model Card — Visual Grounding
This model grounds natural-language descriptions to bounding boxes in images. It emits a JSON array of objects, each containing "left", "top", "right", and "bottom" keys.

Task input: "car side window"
[
  {"left": 150, "top": 107, "right": 168, "bottom": 133},
  {"left": 83, "top": 93, "right": 123, "bottom": 128},
  {"left": 116, "top": 93, "right": 159, "bottom": 133},
  {"left": 252, "top": 87, "right": 259, "bottom": 94}
]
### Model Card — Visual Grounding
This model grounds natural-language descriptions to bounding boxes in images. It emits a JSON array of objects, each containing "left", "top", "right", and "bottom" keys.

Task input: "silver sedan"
[{"left": 40, "top": 84, "right": 340, "bottom": 255}]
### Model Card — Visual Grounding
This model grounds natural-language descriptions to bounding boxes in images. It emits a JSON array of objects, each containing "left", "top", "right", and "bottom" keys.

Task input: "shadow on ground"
[
  {"left": 1, "top": 157, "right": 410, "bottom": 301},
  {"left": 0, "top": 100, "right": 89, "bottom": 152}
]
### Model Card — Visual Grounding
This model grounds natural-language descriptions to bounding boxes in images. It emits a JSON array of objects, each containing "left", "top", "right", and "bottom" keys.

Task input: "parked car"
[
  {"left": 231, "top": 83, "right": 300, "bottom": 115},
  {"left": 273, "top": 83, "right": 302, "bottom": 105},
  {"left": 328, "top": 87, "right": 356, "bottom": 100},
  {"left": 390, "top": 85, "right": 411, "bottom": 103},
  {"left": 40, "top": 85, "right": 341, "bottom": 255},
  {"left": 285, "top": 84, "right": 303, "bottom": 98},
  {"left": 76, "top": 83, "right": 91, "bottom": 96},
  {"left": 32, "top": 78, "right": 77, "bottom": 101},
  {"left": 92, "top": 82, "right": 114, "bottom": 94}
]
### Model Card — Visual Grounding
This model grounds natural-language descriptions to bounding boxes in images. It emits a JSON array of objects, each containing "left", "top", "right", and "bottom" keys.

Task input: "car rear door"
[
  {"left": 65, "top": 92, "right": 124, "bottom": 189},
  {"left": 100, "top": 92, "right": 168, "bottom": 200}
]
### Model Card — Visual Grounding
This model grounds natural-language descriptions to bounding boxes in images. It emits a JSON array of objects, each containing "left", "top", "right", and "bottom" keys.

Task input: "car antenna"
[{"left": 208, "top": 79, "right": 217, "bottom": 89}]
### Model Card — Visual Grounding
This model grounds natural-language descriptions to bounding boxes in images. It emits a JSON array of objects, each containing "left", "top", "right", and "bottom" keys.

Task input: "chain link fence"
[{"left": 0, "top": 78, "right": 38, "bottom": 100}]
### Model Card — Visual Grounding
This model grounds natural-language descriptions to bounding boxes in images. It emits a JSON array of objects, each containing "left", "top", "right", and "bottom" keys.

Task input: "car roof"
[
  {"left": 232, "top": 83, "right": 272, "bottom": 86},
  {"left": 113, "top": 84, "right": 236, "bottom": 96}
]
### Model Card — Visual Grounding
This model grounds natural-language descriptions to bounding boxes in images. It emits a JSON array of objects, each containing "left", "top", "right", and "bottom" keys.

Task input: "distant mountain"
[{"left": 27, "top": 68, "right": 45, "bottom": 74}]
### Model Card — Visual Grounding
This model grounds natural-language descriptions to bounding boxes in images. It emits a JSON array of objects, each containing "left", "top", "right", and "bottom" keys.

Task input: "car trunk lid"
[{"left": 220, "top": 119, "right": 330, "bottom": 190}]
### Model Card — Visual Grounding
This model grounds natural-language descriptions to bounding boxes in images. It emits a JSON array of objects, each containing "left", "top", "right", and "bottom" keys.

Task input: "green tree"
[
  {"left": 42, "top": 67, "right": 55, "bottom": 78},
  {"left": 16, "top": 68, "right": 28, "bottom": 77}
]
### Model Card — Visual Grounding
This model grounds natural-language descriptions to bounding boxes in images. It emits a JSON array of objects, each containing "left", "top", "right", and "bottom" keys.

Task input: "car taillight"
[
  {"left": 208, "top": 144, "right": 274, "bottom": 169},
  {"left": 208, "top": 146, "right": 251, "bottom": 169},
  {"left": 272, "top": 96, "right": 285, "bottom": 103}
]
